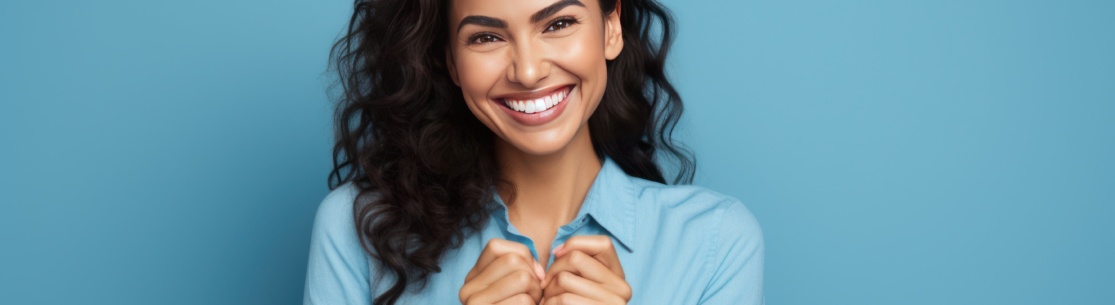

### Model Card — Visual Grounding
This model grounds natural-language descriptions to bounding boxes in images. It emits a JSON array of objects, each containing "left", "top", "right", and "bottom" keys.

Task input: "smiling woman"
[{"left": 303, "top": 0, "right": 764, "bottom": 304}]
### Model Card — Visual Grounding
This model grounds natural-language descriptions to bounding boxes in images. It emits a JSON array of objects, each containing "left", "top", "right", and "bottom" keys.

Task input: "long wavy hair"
[{"left": 327, "top": 0, "right": 693, "bottom": 303}]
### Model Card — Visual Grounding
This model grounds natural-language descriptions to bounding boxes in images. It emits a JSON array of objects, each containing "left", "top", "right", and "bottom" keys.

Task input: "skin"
[{"left": 446, "top": 0, "right": 630, "bottom": 303}]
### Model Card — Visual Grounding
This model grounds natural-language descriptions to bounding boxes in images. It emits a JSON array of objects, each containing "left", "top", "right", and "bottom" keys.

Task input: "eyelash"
[
  {"left": 466, "top": 16, "right": 581, "bottom": 45},
  {"left": 544, "top": 16, "right": 579, "bottom": 32},
  {"left": 469, "top": 33, "right": 502, "bottom": 45}
]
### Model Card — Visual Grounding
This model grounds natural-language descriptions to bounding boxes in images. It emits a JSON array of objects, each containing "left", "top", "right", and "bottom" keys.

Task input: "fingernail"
[
  {"left": 533, "top": 261, "right": 545, "bottom": 281},
  {"left": 553, "top": 244, "right": 565, "bottom": 256}
]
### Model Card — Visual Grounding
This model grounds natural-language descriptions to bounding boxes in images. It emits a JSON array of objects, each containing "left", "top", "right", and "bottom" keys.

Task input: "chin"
[{"left": 499, "top": 124, "right": 584, "bottom": 156}]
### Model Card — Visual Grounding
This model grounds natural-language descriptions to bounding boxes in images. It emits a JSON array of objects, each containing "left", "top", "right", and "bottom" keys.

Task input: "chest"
[
  {"left": 517, "top": 228, "right": 558, "bottom": 266},
  {"left": 384, "top": 220, "right": 716, "bottom": 305}
]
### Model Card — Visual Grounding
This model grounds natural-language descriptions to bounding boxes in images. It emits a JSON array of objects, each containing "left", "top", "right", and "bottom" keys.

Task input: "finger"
[
  {"left": 466, "top": 238, "right": 538, "bottom": 282},
  {"left": 553, "top": 235, "right": 623, "bottom": 278},
  {"left": 543, "top": 252, "right": 632, "bottom": 301},
  {"left": 460, "top": 254, "right": 542, "bottom": 301},
  {"left": 468, "top": 269, "right": 543, "bottom": 305},
  {"left": 494, "top": 294, "right": 536, "bottom": 305},
  {"left": 542, "top": 292, "right": 597, "bottom": 305},
  {"left": 542, "top": 271, "right": 622, "bottom": 304},
  {"left": 543, "top": 250, "right": 620, "bottom": 288}
]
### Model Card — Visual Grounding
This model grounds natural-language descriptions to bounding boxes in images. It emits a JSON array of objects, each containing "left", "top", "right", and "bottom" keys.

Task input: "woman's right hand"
[{"left": 459, "top": 238, "right": 546, "bottom": 305}]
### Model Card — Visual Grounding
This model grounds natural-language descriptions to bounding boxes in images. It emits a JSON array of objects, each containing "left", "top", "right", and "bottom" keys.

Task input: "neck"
[{"left": 495, "top": 126, "right": 602, "bottom": 229}]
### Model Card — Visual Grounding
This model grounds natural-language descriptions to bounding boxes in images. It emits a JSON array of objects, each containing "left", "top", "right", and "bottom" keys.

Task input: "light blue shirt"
[{"left": 303, "top": 157, "right": 764, "bottom": 304}]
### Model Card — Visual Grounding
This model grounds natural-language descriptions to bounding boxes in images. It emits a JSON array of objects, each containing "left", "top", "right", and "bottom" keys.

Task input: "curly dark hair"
[{"left": 326, "top": 0, "right": 694, "bottom": 303}]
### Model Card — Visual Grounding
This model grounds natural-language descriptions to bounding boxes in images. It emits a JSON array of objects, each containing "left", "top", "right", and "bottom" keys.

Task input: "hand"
[
  {"left": 541, "top": 235, "right": 632, "bottom": 304},
  {"left": 460, "top": 238, "right": 547, "bottom": 305}
]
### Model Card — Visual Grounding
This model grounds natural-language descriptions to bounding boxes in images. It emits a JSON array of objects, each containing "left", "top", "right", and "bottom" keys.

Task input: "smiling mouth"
[{"left": 499, "top": 86, "right": 572, "bottom": 114}]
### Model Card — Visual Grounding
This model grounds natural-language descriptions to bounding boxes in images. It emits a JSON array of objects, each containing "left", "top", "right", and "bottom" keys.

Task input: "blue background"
[{"left": 1, "top": 0, "right": 1111, "bottom": 304}]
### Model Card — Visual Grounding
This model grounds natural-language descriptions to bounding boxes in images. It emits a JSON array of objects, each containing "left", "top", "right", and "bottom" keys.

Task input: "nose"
[{"left": 506, "top": 39, "right": 551, "bottom": 88}]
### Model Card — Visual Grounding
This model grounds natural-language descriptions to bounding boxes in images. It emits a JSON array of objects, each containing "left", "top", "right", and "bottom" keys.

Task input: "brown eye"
[
  {"left": 545, "top": 18, "right": 577, "bottom": 32},
  {"left": 469, "top": 34, "right": 502, "bottom": 45}
]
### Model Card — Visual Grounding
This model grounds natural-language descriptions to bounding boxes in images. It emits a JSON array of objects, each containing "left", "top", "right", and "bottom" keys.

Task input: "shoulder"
[
  {"left": 628, "top": 178, "right": 758, "bottom": 221},
  {"left": 312, "top": 183, "right": 361, "bottom": 230},
  {"left": 316, "top": 183, "right": 360, "bottom": 221},
  {"left": 309, "top": 183, "right": 368, "bottom": 250},
  {"left": 629, "top": 180, "right": 765, "bottom": 291},
  {"left": 304, "top": 182, "right": 378, "bottom": 304},
  {"left": 628, "top": 178, "right": 764, "bottom": 247}
]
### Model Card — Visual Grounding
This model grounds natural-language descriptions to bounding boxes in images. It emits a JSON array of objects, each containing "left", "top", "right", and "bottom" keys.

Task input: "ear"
[
  {"left": 446, "top": 49, "right": 461, "bottom": 86},
  {"left": 603, "top": 0, "right": 624, "bottom": 60}
]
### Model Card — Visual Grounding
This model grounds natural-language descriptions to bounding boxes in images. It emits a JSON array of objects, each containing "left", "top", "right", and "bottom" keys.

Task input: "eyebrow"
[
  {"left": 456, "top": 0, "right": 586, "bottom": 34},
  {"left": 457, "top": 16, "right": 506, "bottom": 33},
  {"left": 530, "top": 0, "right": 585, "bottom": 23}
]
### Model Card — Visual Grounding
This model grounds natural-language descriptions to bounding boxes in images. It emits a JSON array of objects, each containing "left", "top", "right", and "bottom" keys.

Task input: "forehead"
[{"left": 449, "top": 0, "right": 597, "bottom": 22}]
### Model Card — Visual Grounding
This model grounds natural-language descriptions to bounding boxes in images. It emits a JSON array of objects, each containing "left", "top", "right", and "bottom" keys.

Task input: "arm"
[
  {"left": 303, "top": 186, "right": 372, "bottom": 305},
  {"left": 697, "top": 199, "right": 765, "bottom": 305}
]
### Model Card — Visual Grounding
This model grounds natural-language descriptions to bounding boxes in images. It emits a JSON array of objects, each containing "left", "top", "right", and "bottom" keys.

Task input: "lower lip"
[{"left": 495, "top": 86, "right": 572, "bottom": 127}]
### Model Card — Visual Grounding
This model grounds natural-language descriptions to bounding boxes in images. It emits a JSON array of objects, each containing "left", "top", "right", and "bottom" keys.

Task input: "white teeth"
[
  {"left": 525, "top": 100, "right": 536, "bottom": 113},
  {"left": 503, "top": 87, "right": 570, "bottom": 114}
]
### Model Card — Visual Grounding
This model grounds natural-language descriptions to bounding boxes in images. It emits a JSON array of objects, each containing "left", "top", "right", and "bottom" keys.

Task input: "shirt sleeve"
[
  {"left": 303, "top": 185, "right": 372, "bottom": 305},
  {"left": 697, "top": 199, "right": 765, "bottom": 305}
]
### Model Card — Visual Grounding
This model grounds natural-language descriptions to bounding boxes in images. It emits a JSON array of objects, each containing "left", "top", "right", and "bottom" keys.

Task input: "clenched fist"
[
  {"left": 460, "top": 239, "right": 547, "bottom": 305},
  {"left": 540, "top": 236, "right": 631, "bottom": 305},
  {"left": 461, "top": 236, "right": 630, "bottom": 304}
]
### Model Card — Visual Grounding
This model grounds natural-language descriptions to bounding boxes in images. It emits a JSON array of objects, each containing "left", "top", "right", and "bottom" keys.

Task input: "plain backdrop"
[{"left": 1, "top": 0, "right": 1112, "bottom": 304}]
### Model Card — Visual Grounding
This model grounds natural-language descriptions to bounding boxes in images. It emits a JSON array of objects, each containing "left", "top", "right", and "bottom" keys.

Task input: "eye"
[
  {"left": 545, "top": 17, "right": 578, "bottom": 33},
  {"left": 468, "top": 33, "right": 503, "bottom": 45}
]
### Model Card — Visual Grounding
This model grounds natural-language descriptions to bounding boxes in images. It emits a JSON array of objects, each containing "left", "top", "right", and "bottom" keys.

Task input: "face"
[{"left": 447, "top": 0, "right": 623, "bottom": 156}]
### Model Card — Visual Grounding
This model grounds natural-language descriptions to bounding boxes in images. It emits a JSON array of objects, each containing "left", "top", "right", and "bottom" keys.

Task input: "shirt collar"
[
  {"left": 487, "top": 156, "right": 639, "bottom": 252},
  {"left": 579, "top": 156, "right": 638, "bottom": 252}
]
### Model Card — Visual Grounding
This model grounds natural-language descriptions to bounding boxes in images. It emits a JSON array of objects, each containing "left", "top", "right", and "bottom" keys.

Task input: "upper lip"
[{"left": 493, "top": 85, "right": 572, "bottom": 101}]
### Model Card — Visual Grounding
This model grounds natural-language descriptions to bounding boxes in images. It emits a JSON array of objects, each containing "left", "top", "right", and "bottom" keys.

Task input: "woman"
[{"left": 303, "top": 0, "right": 764, "bottom": 304}]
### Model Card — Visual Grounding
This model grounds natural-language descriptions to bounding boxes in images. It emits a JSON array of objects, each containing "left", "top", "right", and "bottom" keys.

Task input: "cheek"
[
  {"left": 551, "top": 31, "right": 609, "bottom": 108},
  {"left": 452, "top": 51, "right": 509, "bottom": 133},
  {"left": 552, "top": 30, "right": 606, "bottom": 74},
  {"left": 455, "top": 52, "right": 506, "bottom": 101}
]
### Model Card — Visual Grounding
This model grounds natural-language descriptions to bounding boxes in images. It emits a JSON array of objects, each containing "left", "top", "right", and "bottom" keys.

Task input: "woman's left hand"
[{"left": 540, "top": 235, "right": 632, "bottom": 304}]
